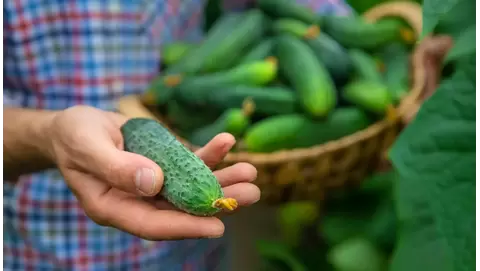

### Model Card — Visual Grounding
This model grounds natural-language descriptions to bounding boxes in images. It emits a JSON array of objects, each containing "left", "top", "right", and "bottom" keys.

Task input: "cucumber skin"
[
  {"left": 257, "top": 0, "right": 317, "bottom": 24},
  {"left": 188, "top": 108, "right": 250, "bottom": 147},
  {"left": 166, "top": 13, "right": 244, "bottom": 75},
  {"left": 121, "top": 118, "right": 224, "bottom": 216},
  {"left": 161, "top": 42, "right": 195, "bottom": 67},
  {"left": 178, "top": 85, "right": 299, "bottom": 116},
  {"left": 271, "top": 18, "right": 352, "bottom": 83},
  {"left": 323, "top": 16, "right": 404, "bottom": 50},
  {"left": 342, "top": 80, "right": 393, "bottom": 115},
  {"left": 275, "top": 35, "right": 336, "bottom": 118},
  {"left": 348, "top": 49, "right": 383, "bottom": 82},
  {"left": 173, "top": 59, "right": 278, "bottom": 105},
  {"left": 244, "top": 107, "right": 371, "bottom": 153},
  {"left": 238, "top": 38, "right": 275, "bottom": 65},
  {"left": 201, "top": 9, "right": 267, "bottom": 72}
]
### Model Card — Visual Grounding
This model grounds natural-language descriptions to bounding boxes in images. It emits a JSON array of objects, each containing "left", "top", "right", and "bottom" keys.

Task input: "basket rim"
[{"left": 117, "top": 1, "right": 428, "bottom": 165}]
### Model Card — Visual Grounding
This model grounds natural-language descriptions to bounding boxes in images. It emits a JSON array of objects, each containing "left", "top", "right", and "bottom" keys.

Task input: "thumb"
[{"left": 90, "top": 146, "right": 164, "bottom": 196}]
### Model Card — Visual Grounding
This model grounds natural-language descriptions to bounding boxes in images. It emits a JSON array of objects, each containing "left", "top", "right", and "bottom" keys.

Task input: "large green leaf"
[
  {"left": 388, "top": 59, "right": 475, "bottom": 271},
  {"left": 444, "top": 24, "right": 476, "bottom": 64},
  {"left": 421, "top": 0, "right": 469, "bottom": 38}
]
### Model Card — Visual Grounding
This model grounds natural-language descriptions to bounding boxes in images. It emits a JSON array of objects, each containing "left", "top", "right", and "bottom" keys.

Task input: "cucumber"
[
  {"left": 270, "top": 19, "right": 320, "bottom": 39},
  {"left": 348, "top": 49, "right": 383, "bottom": 82},
  {"left": 275, "top": 35, "right": 336, "bottom": 118},
  {"left": 121, "top": 118, "right": 238, "bottom": 216},
  {"left": 201, "top": 9, "right": 268, "bottom": 73},
  {"left": 271, "top": 19, "right": 352, "bottom": 83},
  {"left": 341, "top": 80, "right": 393, "bottom": 115},
  {"left": 243, "top": 107, "right": 371, "bottom": 152},
  {"left": 380, "top": 42, "right": 411, "bottom": 103},
  {"left": 173, "top": 58, "right": 278, "bottom": 103},
  {"left": 238, "top": 38, "right": 275, "bottom": 65},
  {"left": 166, "top": 99, "right": 219, "bottom": 135},
  {"left": 177, "top": 85, "right": 298, "bottom": 116},
  {"left": 166, "top": 13, "right": 245, "bottom": 75},
  {"left": 161, "top": 42, "right": 196, "bottom": 67},
  {"left": 323, "top": 16, "right": 409, "bottom": 50},
  {"left": 188, "top": 101, "right": 254, "bottom": 147},
  {"left": 257, "top": 0, "right": 317, "bottom": 24}
]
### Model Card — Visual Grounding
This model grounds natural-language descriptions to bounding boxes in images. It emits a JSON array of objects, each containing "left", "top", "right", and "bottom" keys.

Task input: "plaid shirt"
[{"left": 3, "top": 1, "right": 352, "bottom": 270}]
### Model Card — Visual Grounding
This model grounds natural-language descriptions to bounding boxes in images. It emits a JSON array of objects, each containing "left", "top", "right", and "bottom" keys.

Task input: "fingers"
[
  {"left": 195, "top": 133, "right": 236, "bottom": 168},
  {"left": 88, "top": 143, "right": 164, "bottom": 197},
  {"left": 101, "top": 196, "right": 225, "bottom": 241},
  {"left": 214, "top": 162, "right": 257, "bottom": 187},
  {"left": 223, "top": 183, "right": 261, "bottom": 206}
]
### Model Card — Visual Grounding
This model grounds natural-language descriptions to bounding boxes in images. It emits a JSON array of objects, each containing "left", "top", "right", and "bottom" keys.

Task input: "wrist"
[{"left": 30, "top": 110, "right": 59, "bottom": 164}]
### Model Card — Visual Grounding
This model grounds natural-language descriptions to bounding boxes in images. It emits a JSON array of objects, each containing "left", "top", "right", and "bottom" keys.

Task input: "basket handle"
[{"left": 401, "top": 35, "right": 453, "bottom": 124}]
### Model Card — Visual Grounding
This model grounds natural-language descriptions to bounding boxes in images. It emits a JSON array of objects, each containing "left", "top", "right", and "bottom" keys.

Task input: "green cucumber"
[
  {"left": 243, "top": 107, "right": 371, "bottom": 152},
  {"left": 257, "top": 0, "right": 317, "bottom": 24},
  {"left": 380, "top": 42, "right": 411, "bottom": 103},
  {"left": 348, "top": 49, "right": 383, "bottom": 82},
  {"left": 173, "top": 58, "right": 278, "bottom": 103},
  {"left": 275, "top": 35, "right": 336, "bottom": 118},
  {"left": 341, "top": 80, "right": 393, "bottom": 115},
  {"left": 166, "top": 99, "right": 219, "bottom": 135},
  {"left": 166, "top": 13, "right": 244, "bottom": 75},
  {"left": 121, "top": 118, "right": 239, "bottom": 216},
  {"left": 188, "top": 104, "right": 253, "bottom": 147},
  {"left": 161, "top": 42, "right": 196, "bottom": 67},
  {"left": 177, "top": 85, "right": 298, "bottom": 116},
  {"left": 323, "top": 16, "right": 410, "bottom": 49},
  {"left": 238, "top": 38, "right": 275, "bottom": 65},
  {"left": 271, "top": 18, "right": 352, "bottom": 82},
  {"left": 201, "top": 9, "right": 268, "bottom": 72}
]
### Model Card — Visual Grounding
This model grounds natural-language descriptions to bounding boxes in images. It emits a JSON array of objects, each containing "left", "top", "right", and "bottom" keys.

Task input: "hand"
[{"left": 46, "top": 105, "right": 260, "bottom": 240}]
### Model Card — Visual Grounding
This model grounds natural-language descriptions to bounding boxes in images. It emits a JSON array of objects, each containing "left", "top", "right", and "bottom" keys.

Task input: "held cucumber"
[
  {"left": 243, "top": 107, "right": 371, "bottom": 152},
  {"left": 121, "top": 118, "right": 238, "bottom": 216},
  {"left": 275, "top": 35, "right": 336, "bottom": 118}
]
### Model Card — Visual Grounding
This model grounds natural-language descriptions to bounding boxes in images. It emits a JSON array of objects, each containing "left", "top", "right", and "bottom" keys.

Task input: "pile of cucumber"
[{"left": 144, "top": 0, "right": 415, "bottom": 153}]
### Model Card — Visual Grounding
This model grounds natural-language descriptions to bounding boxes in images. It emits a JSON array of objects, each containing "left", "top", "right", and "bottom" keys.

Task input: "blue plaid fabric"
[{"left": 3, "top": 1, "right": 352, "bottom": 270}]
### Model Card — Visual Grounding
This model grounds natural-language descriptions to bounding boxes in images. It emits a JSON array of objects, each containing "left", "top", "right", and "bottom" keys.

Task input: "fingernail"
[{"left": 135, "top": 168, "right": 156, "bottom": 195}]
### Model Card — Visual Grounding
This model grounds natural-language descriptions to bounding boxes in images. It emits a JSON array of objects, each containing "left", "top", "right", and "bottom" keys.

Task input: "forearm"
[{"left": 3, "top": 107, "right": 57, "bottom": 181}]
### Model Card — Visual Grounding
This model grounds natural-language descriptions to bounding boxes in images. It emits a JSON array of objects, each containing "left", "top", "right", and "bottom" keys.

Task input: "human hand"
[{"left": 46, "top": 105, "right": 260, "bottom": 240}]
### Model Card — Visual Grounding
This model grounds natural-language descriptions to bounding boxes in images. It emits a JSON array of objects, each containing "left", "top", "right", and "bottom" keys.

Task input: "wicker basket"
[{"left": 117, "top": 2, "right": 437, "bottom": 204}]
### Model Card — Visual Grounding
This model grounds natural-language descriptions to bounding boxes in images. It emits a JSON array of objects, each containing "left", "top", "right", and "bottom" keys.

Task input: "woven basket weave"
[{"left": 117, "top": 2, "right": 438, "bottom": 204}]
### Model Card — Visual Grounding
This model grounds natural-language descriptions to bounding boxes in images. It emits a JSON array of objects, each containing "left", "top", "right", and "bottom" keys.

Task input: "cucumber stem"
[
  {"left": 303, "top": 25, "right": 320, "bottom": 39},
  {"left": 164, "top": 74, "right": 182, "bottom": 87},
  {"left": 212, "top": 198, "right": 239, "bottom": 211},
  {"left": 400, "top": 28, "right": 415, "bottom": 44},
  {"left": 265, "top": 56, "right": 278, "bottom": 66},
  {"left": 242, "top": 97, "right": 256, "bottom": 117}
]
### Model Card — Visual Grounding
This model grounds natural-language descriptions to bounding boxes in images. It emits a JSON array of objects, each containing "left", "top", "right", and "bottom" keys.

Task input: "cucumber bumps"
[
  {"left": 275, "top": 35, "right": 337, "bottom": 118},
  {"left": 121, "top": 118, "right": 238, "bottom": 216}
]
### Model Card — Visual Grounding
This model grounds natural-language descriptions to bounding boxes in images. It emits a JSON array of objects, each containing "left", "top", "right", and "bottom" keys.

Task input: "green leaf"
[
  {"left": 421, "top": 0, "right": 468, "bottom": 38},
  {"left": 256, "top": 240, "right": 309, "bottom": 271},
  {"left": 388, "top": 60, "right": 475, "bottom": 271},
  {"left": 444, "top": 24, "right": 476, "bottom": 64},
  {"left": 432, "top": 0, "right": 475, "bottom": 38},
  {"left": 327, "top": 237, "right": 388, "bottom": 271}
]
